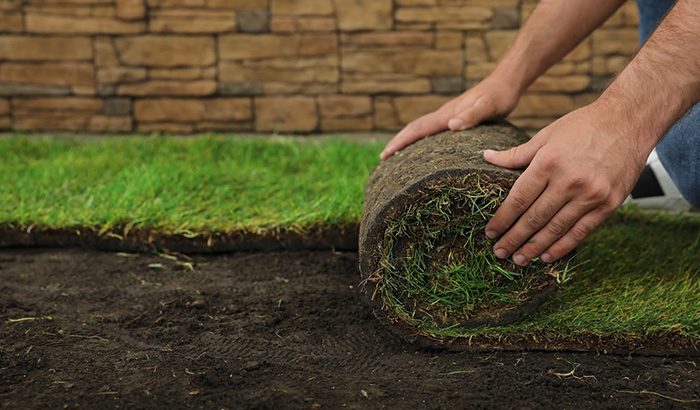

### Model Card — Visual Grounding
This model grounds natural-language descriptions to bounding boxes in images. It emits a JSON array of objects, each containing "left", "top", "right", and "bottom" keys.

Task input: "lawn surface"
[{"left": 3, "top": 135, "right": 699, "bottom": 345}]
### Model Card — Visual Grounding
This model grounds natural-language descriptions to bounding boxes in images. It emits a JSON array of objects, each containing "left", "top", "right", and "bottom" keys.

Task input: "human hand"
[
  {"left": 380, "top": 76, "right": 522, "bottom": 160},
  {"left": 483, "top": 102, "right": 653, "bottom": 265}
]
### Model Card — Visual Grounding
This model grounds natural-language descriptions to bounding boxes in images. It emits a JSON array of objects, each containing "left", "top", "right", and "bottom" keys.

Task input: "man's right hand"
[{"left": 380, "top": 76, "right": 522, "bottom": 160}]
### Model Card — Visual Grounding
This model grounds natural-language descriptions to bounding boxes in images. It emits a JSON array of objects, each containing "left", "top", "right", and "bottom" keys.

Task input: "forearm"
[
  {"left": 597, "top": 0, "right": 700, "bottom": 154},
  {"left": 492, "top": 0, "right": 627, "bottom": 93}
]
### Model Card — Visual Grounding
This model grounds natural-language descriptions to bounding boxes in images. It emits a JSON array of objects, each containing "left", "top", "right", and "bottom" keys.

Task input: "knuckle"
[
  {"left": 502, "top": 235, "right": 522, "bottom": 250},
  {"left": 545, "top": 219, "right": 567, "bottom": 237},
  {"left": 524, "top": 212, "right": 545, "bottom": 229},
  {"left": 570, "top": 224, "right": 591, "bottom": 242},
  {"left": 521, "top": 241, "right": 545, "bottom": 257},
  {"left": 508, "top": 192, "right": 529, "bottom": 211}
]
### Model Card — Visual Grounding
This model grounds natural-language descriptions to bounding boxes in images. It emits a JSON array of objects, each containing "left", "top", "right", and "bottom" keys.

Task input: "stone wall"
[{"left": 0, "top": 0, "right": 639, "bottom": 134}]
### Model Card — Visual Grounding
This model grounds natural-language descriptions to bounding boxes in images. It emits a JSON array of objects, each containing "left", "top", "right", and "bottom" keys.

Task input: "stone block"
[
  {"left": 149, "top": 9, "right": 237, "bottom": 33},
  {"left": 117, "top": 80, "right": 217, "bottom": 96},
  {"left": 341, "top": 77, "right": 430, "bottom": 94},
  {"left": 134, "top": 98, "right": 252, "bottom": 122},
  {"left": 0, "top": 12, "right": 22, "bottom": 32},
  {"left": 465, "top": 33, "right": 488, "bottom": 62},
  {"left": 431, "top": 76, "right": 464, "bottom": 94},
  {"left": 0, "top": 98, "right": 8, "bottom": 115},
  {"left": 116, "top": 0, "right": 146, "bottom": 20},
  {"left": 219, "top": 34, "right": 299, "bottom": 59},
  {"left": 104, "top": 98, "right": 132, "bottom": 115},
  {"left": 529, "top": 75, "right": 590, "bottom": 92},
  {"left": 320, "top": 116, "right": 372, "bottom": 131},
  {"left": 395, "top": 6, "right": 492, "bottom": 29},
  {"left": 0, "top": 63, "right": 94, "bottom": 87},
  {"left": 147, "top": 0, "right": 205, "bottom": 7},
  {"left": 270, "top": 16, "right": 335, "bottom": 32},
  {"left": 115, "top": 36, "right": 216, "bottom": 66},
  {"left": 98, "top": 67, "right": 148, "bottom": 84},
  {"left": 393, "top": 95, "right": 451, "bottom": 124},
  {"left": 0, "top": 116, "right": 9, "bottom": 130},
  {"left": 238, "top": 9, "right": 269, "bottom": 33},
  {"left": 219, "top": 82, "right": 264, "bottom": 95},
  {"left": 342, "top": 47, "right": 461, "bottom": 76},
  {"left": 88, "top": 115, "right": 133, "bottom": 132},
  {"left": 12, "top": 97, "right": 103, "bottom": 114},
  {"left": 373, "top": 96, "right": 400, "bottom": 130},
  {"left": 299, "top": 33, "right": 337, "bottom": 56},
  {"left": 219, "top": 56, "right": 338, "bottom": 83},
  {"left": 591, "top": 28, "right": 638, "bottom": 55},
  {"left": 150, "top": 67, "right": 206, "bottom": 80},
  {"left": 491, "top": 8, "right": 519, "bottom": 29},
  {"left": 0, "top": 84, "right": 71, "bottom": 96},
  {"left": 341, "top": 31, "right": 433, "bottom": 47},
  {"left": 484, "top": 30, "right": 517, "bottom": 60},
  {"left": 465, "top": 61, "right": 496, "bottom": 80},
  {"left": 207, "top": 0, "right": 268, "bottom": 8},
  {"left": 271, "top": 0, "right": 333, "bottom": 16},
  {"left": 334, "top": 0, "right": 393, "bottom": 31},
  {"left": 510, "top": 94, "right": 575, "bottom": 118},
  {"left": 14, "top": 116, "right": 92, "bottom": 131},
  {"left": 26, "top": 14, "right": 146, "bottom": 34},
  {"left": 262, "top": 82, "right": 337, "bottom": 94},
  {"left": 318, "top": 95, "right": 371, "bottom": 117},
  {"left": 138, "top": 122, "right": 194, "bottom": 133},
  {"left": 435, "top": 31, "right": 463, "bottom": 49},
  {"left": 95, "top": 37, "right": 120, "bottom": 66},
  {"left": 0, "top": 36, "right": 92, "bottom": 61},
  {"left": 255, "top": 96, "right": 318, "bottom": 132}
]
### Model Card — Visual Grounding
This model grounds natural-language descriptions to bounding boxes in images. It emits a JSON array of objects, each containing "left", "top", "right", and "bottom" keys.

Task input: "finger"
[
  {"left": 540, "top": 211, "right": 607, "bottom": 263},
  {"left": 511, "top": 201, "right": 595, "bottom": 265},
  {"left": 380, "top": 109, "right": 451, "bottom": 160},
  {"left": 447, "top": 100, "right": 494, "bottom": 131},
  {"left": 483, "top": 133, "right": 547, "bottom": 169},
  {"left": 485, "top": 166, "right": 547, "bottom": 240},
  {"left": 491, "top": 188, "right": 568, "bottom": 264}
]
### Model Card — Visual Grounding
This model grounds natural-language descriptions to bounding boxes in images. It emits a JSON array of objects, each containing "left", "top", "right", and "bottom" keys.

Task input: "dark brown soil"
[{"left": 2, "top": 248, "right": 700, "bottom": 409}]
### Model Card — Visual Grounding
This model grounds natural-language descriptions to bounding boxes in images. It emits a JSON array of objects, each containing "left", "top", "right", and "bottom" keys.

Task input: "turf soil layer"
[{"left": 2, "top": 248, "right": 700, "bottom": 409}]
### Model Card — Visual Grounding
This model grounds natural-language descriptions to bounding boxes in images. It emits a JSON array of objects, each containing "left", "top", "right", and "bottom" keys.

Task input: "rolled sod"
[{"left": 359, "top": 122, "right": 573, "bottom": 345}]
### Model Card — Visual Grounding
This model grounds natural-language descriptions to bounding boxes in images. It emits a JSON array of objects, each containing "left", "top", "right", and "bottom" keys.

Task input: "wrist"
[
  {"left": 487, "top": 62, "right": 531, "bottom": 97},
  {"left": 587, "top": 94, "right": 659, "bottom": 160}
]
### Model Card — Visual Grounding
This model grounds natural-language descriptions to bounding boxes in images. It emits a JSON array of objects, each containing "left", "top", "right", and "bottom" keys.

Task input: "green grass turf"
[
  {"left": 2, "top": 135, "right": 699, "bottom": 343},
  {"left": 1, "top": 135, "right": 382, "bottom": 234}
]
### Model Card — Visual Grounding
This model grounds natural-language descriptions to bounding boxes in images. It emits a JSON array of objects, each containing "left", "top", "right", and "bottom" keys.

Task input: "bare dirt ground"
[{"left": 1, "top": 248, "right": 699, "bottom": 409}]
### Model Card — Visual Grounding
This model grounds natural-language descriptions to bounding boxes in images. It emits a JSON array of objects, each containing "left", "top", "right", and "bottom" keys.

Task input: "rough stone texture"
[
  {"left": 0, "top": 0, "right": 639, "bottom": 133},
  {"left": 255, "top": 96, "right": 317, "bottom": 132},
  {"left": 237, "top": 8, "right": 269, "bottom": 33}
]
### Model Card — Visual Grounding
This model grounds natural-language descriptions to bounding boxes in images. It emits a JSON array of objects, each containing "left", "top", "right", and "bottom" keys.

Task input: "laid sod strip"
[
  {"left": 360, "top": 124, "right": 573, "bottom": 344},
  {"left": 454, "top": 209, "right": 700, "bottom": 350},
  {"left": 1, "top": 133, "right": 699, "bottom": 350},
  {"left": 0, "top": 135, "right": 382, "bottom": 235}
]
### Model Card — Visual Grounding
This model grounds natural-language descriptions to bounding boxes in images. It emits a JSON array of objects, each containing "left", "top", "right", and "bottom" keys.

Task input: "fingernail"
[
  {"left": 485, "top": 230, "right": 497, "bottom": 239},
  {"left": 513, "top": 254, "right": 528, "bottom": 266},
  {"left": 494, "top": 248, "right": 507, "bottom": 259},
  {"left": 484, "top": 149, "right": 496, "bottom": 157},
  {"left": 541, "top": 253, "right": 552, "bottom": 263},
  {"left": 449, "top": 118, "right": 464, "bottom": 130}
]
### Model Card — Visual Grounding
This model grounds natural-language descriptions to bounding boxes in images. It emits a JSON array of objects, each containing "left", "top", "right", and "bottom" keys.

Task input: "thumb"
[{"left": 483, "top": 137, "right": 545, "bottom": 169}]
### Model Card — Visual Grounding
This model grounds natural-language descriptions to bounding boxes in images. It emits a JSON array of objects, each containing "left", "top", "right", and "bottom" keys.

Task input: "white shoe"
[{"left": 624, "top": 149, "right": 694, "bottom": 212}]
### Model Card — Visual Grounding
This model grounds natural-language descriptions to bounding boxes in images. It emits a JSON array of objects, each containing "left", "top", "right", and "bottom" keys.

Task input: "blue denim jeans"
[{"left": 636, "top": 0, "right": 700, "bottom": 207}]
